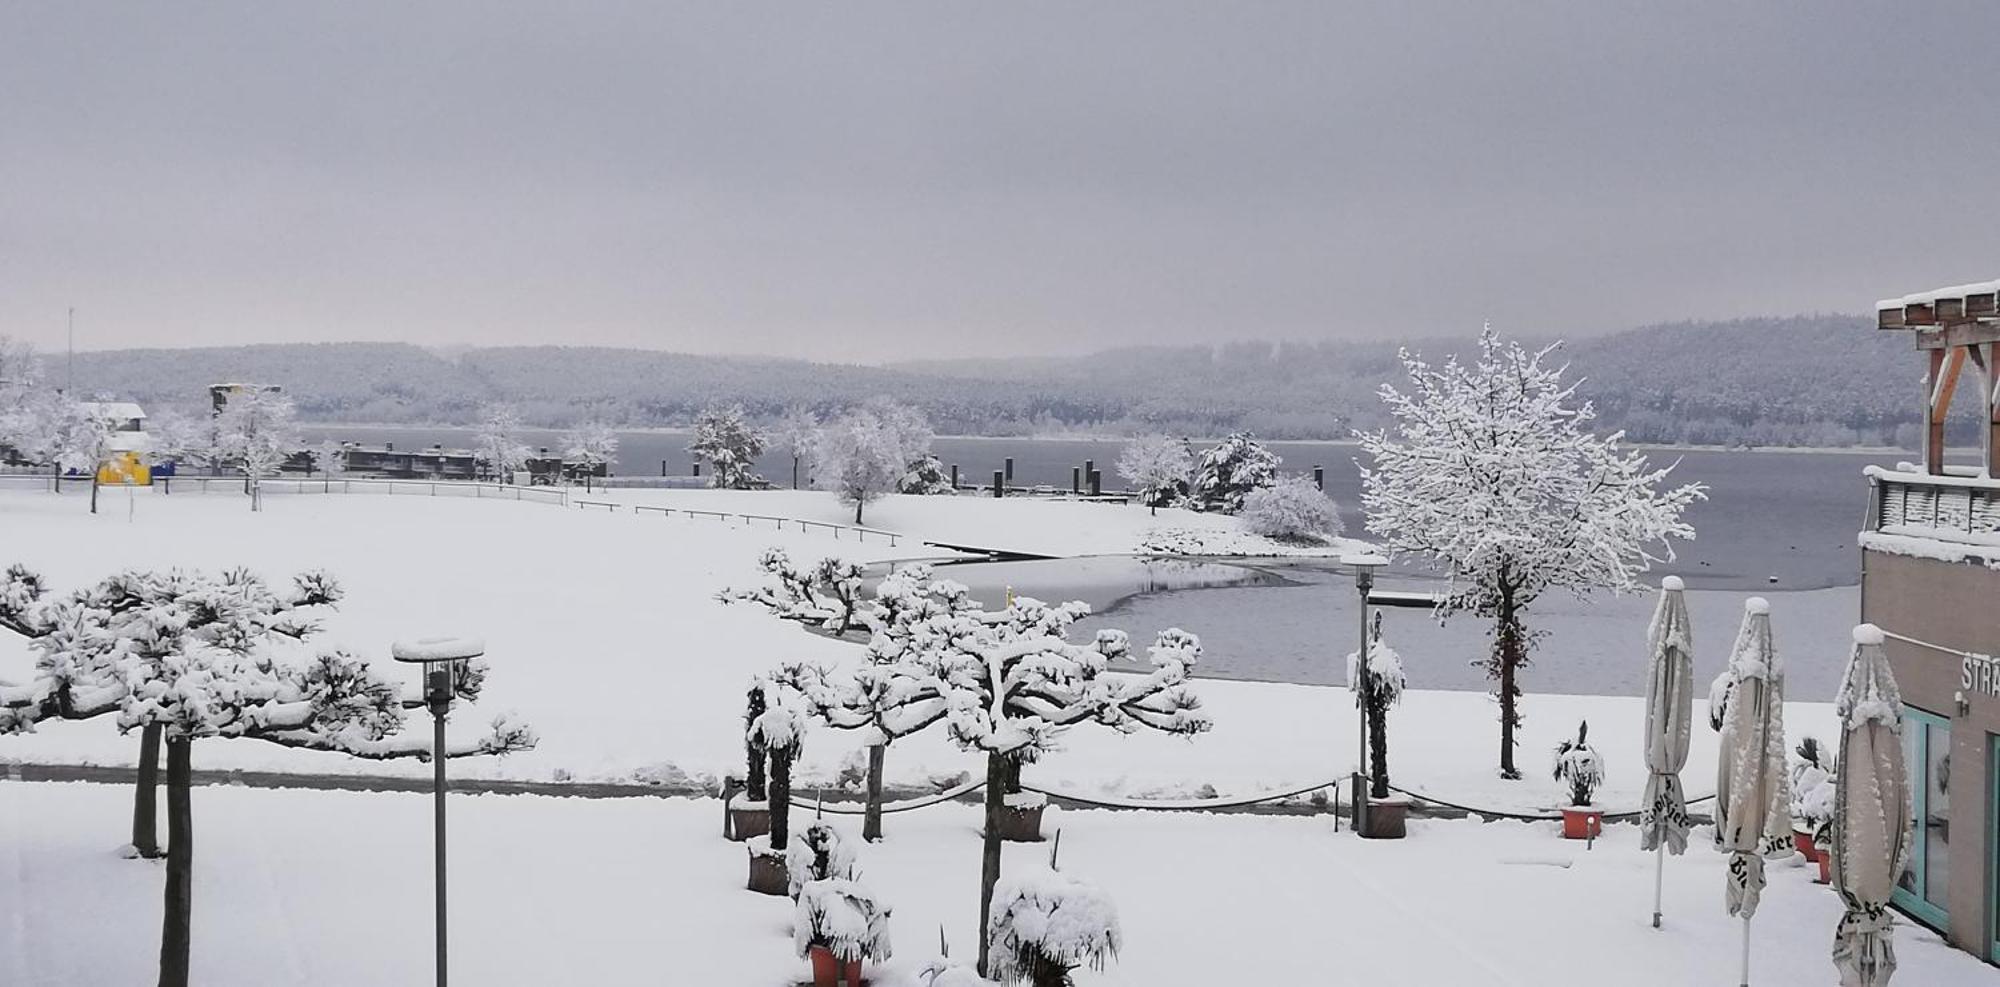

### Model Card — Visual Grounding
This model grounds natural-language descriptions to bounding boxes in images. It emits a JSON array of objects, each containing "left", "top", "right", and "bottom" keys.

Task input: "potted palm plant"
[
  {"left": 788, "top": 820, "right": 860, "bottom": 898},
  {"left": 747, "top": 683, "right": 807, "bottom": 895},
  {"left": 794, "top": 877, "right": 891, "bottom": 987},
  {"left": 986, "top": 840, "right": 1120, "bottom": 987},
  {"left": 1347, "top": 614, "right": 1409, "bottom": 839},
  {"left": 727, "top": 679, "right": 772, "bottom": 843},
  {"left": 1788, "top": 737, "right": 1837, "bottom": 883},
  {"left": 1552, "top": 720, "right": 1604, "bottom": 840}
]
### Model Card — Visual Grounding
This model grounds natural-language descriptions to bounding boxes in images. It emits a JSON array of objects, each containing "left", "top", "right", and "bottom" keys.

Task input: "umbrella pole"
[
  {"left": 1738, "top": 915, "right": 1751, "bottom": 987},
  {"left": 1651, "top": 844, "right": 1664, "bottom": 928}
]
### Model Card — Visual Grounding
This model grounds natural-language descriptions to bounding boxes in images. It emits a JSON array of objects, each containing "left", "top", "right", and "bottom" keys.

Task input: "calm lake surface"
[{"left": 304, "top": 426, "right": 1890, "bottom": 699}]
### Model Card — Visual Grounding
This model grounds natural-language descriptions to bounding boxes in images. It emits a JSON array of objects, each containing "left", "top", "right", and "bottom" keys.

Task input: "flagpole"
[{"left": 1738, "top": 915, "right": 1751, "bottom": 987}]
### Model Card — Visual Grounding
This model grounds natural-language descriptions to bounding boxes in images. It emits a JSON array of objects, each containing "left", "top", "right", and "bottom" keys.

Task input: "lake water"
[{"left": 302, "top": 426, "right": 1886, "bottom": 700}]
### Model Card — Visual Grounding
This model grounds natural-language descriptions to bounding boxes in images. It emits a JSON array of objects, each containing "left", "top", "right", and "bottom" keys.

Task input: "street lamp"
[
  {"left": 392, "top": 635, "right": 487, "bottom": 987},
  {"left": 1342, "top": 554, "right": 1388, "bottom": 831}
]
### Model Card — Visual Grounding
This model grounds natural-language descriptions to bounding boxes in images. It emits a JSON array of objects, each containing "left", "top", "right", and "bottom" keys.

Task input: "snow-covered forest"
[{"left": 48, "top": 315, "right": 1936, "bottom": 447}]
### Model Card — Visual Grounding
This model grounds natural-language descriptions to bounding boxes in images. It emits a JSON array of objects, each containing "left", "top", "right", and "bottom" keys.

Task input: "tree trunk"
[
  {"left": 249, "top": 479, "right": 261, "bottom": 513},
  {"left": 768, "top": 748, "right": 793, "bottom": 849},
  {"left": 746, "top": 738, "right": 767, "bottom": 803},
  {"left": 976, "top": 750, "right": 1010, "bottom": 977},
  {"left": 792, "top": 455, "right": 799, "bottom": 490},
  {"left": 1367, "top": 693, "right": 1391, "bottom": 799},
  {"left": 1495, "top": 581, "right": 1523, "bottom": 780},
  {"left": 133, "top": 723, "right": 163, "bottom": 858},
  {"left": 90, "top": 478, "right": 99, "bottom": 514},
  {"left": 862, "top": 744, "right": 886, "bottom": 842},
  {"left": 854, "top": 500, "right": 864, "bottom": 525},
  {"left": 158, "top": 738, "right": 193, "bottom": 987}
]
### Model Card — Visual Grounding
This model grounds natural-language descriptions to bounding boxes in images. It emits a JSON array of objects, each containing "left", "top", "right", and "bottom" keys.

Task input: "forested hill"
[{"left": 56, "top": 314, "right": 1925, "bottom": 446}]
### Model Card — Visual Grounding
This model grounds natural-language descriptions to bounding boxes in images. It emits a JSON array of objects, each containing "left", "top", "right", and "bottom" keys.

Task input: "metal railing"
[
  {"left": 150, "top": 475, "right": 572, "bottom": 506},
  {"left": 602, "top": 501, "right": 901, "bottom": 546}
]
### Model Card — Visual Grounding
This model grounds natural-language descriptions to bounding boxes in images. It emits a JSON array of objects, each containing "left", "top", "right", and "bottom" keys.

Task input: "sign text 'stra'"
[{"left": 1962, "top": 654, "right": 2000, "bottom": 698}]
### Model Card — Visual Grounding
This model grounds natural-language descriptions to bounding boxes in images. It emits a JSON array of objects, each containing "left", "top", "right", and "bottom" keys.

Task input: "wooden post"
[
  {"left": 992, "top": 470, "right": 1004, "bottom": 498},
  {"left": 950, "top": 464, "right": 959, "bottom": 489},
  {"left": 1088, "top": 469, "right": 1101, "bottom": 497},
  {"left": 1925, "top": 348, "right": 1949, "bottom": 475},
  {"left": 1071, "top": 467, "right": 1081, "bottom": 493},
  {"left": 1003, "top": 457, "right": 1014, "bottom": 483},
  {"left": 1314, "top": 466, "right": 1325, "bottom": 490}
]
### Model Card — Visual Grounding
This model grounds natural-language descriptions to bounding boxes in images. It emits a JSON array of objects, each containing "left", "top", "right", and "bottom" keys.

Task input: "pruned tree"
[
  {"left": 560, "top": 420, "right": 619, "bottom": 492},
  {"left": 780, "top": 585, "right": 1208, "bottom": 977},
  {"left": 473, "top": 403, "right": 535, "bottom": 483},
  {"left": 689, "top": 403, "right": 768, "bottom": 490},
  {"left": 1188, "top": 432, "right": 1279, "bottom": 513},
  {"left": 215, "top": 388, "right": 300, "bottom": 511},
  {"left": 1115, "top": 435, "right": 1193, "bottom": 514},
  {"left": 0, "top": 565, "right": 535, "bottom": 987},
  {"left": 1357, "top": 326, "right": 1704, "bottom": 778}
]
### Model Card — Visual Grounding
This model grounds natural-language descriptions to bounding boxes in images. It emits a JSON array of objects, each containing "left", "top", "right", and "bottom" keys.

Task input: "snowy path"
[{"left": 6, "top": 781, "right": 1987, "bottom": 986}]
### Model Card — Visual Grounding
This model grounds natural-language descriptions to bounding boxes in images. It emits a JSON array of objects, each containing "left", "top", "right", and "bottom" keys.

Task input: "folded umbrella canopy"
[
  {"left": 1829, "top": 624, "right": 1913, "bottom": 987},
  {"left": 1717, "top": 597, "right": 1791, "bottom": 987},
  {"left": 1640, "top": 575, "right": 1695, "bottom": 929}
]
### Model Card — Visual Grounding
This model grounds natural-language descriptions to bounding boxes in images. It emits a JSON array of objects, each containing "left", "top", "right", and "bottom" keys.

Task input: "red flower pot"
[
  {"left": 1792, "top": 830, "right": 1819, "bottom": 862},
  {"left": 1814, "top": 844, "right": 1832, "bottom": 885},
  {"left": 808, "top": 945, "right": 864, "bottom": 987},
  {"left": 1560, "top": 807, "right": 1603, "bottom": 840}
]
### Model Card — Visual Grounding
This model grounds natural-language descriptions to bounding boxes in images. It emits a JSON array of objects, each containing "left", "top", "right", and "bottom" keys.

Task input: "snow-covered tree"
[
  {"left": 1240, "top": 475, "right": 1342, "bottom": 543},
  {"left": 14, "top": 393, "right": 116, "bottom": 509},
  {"left": 1357, "top": 327, "right": 1704, "bottom": 778},
  {"left": 307, "top": 439, "right": 349, "bottom": 491},
  {"left": 689, "top": 403, "right": 768, "bottom": 490},
  {"left": 0, "top": 336, "right": 42, "bottom": 455},
  {"left": 473, "top": 404, "right": 534, "bottom": 483},
  {"left": 811, "top": 408, "right": 905, "bottom": 524},
  {"left": 1115, "top": 435, "right": 1193, "bottom": 514},
  {"left": 779, "top": 584, "right": 1207, "bottom": 976},
  {"left": 1553, "top": 720, "right": 1604, "bottom": 807},
  {"left": 987, "top": 867, "right": 1121, "bottom": 987},
  {"left": 772, "top": 405, "right": 820, "bottom": 489},
  {"left": 144, "top": 409, "right": 220, "bottom": 479},
  {"left": 560, "top": 420, "right": 619, "bottom": 492},
  {"left": 216, "top": 388, "right": 300, "bottom": 512},
  {"left": 794, "top": 877, "right": 892, "bottom": 971},
  {"left": 0, "top": 565, "right": 535, "bottom": 987},
  {"left": 1345, "top": 613, "right": 1405, "bottom": 799},
  {"left": 1188, "top": 432, "right": 1279, "bottom": 513},
  {"left": 898, "top": 453, "right": 954, "bottom": 495}
]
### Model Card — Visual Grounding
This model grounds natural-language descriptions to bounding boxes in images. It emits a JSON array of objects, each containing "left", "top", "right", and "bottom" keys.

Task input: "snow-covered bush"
[
  {"left": 1707, "top": 666, "right": 1734, "bottom": 733},
  {"left": 1240, "top": 474, "right": 1342, "bottom": 543},
  {"left": 794, "top": 878, "right": 892, "bottom": 963},
  {"left": 1552, "top": 721, "right": 1604, "bottom": 807},
  {"left": 473, "top": 404, "right": 534, "bottom": 483},
  {"left": 1788, "top": 736, "right": 1836, "bottom": 839},
  {"left": 787, "top": 821, "right": 860, "bottom": 897},
  {"left": 1345, "top": 615, "right": 1406, "bottom": 798},
  {"left": 1358, "top": 326, "right": 1704, "bottom": 778},
  {"left": 689, "top": 403, "right": 767, "bottom": 489},
  {"left": 1115, "top": 435, "right": 1192, "bottom": 514},
  {"left": 720, "top": 548, "right": 867, "bottom": 635},
  {"left": 1188, "top": 432, "right": 1279, "bottom": 513},
  {"left": 898, "top": 453, "right": 955, "bottom": 495},
  {"left": 987, "top": 868, "right": 1121, "bottom": 987}
]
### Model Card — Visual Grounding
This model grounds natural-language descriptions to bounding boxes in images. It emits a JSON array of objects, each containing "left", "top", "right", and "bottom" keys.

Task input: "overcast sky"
[{"left": 3, "top": 2, "right": 1995, "bottom": 362}]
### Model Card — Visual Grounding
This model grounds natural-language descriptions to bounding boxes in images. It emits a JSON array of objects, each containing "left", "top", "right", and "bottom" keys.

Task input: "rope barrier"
[
  {"left": 787, "top": 778, "right": 986, "bottom": 816},
  {"left": 1020, "top": 779, "right": 1338, "bottom": 811},
  {"left": 1384, "top": 783, "right": 1718, "bottom": 822}
]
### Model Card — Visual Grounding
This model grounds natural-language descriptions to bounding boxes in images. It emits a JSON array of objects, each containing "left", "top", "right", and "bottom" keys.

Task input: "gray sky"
[{"left": 3, "top": 2, "right": 1995, "bottom": 362}]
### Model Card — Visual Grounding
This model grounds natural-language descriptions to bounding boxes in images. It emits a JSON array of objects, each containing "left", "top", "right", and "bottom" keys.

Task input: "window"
[{"left": 1894, "top": 705, "right": 1950, "bottom": 931}]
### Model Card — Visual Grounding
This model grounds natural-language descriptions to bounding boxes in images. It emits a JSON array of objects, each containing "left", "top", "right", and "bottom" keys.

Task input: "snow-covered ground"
[
  {"left": 6, "top": 781, "right": 1987, "bottom": 986},
  {"left": 0, "top": 487, "right": 1838, "bottom": 815}
]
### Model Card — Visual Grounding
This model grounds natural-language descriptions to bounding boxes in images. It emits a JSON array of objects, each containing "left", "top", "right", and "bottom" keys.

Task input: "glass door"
[{"left": 1894, "top": 705, "right": 1950, "bottom": 931}]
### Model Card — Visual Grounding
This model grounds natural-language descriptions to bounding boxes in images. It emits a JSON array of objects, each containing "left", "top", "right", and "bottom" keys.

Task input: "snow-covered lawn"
[
  {"left": 5, "top": 781, "right": 1986, "bottom": 986},
  {"left": 0, "top": 488, "right": 1836, "bottom": 816}
]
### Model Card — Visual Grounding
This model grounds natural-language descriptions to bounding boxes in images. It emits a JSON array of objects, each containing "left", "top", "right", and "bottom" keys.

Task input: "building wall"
[{"left": 1860, "top": 547, "right": 2000, "bottom": 955}]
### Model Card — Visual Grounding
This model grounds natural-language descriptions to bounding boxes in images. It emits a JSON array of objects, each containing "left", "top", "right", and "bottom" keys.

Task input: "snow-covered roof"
[
  {"left": 1876, "top": 279, "right": 1999, "bottom": 312},
  {"left": 1877, "top": 279, "right": 1999, "bottom": 328},
  {"left": 79, "top": 402, "right": 145, "bottom": 422}
]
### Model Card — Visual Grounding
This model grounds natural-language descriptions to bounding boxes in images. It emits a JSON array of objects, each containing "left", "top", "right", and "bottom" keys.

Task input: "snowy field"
[
  {"left": 0, "top": 486, "right": 1841, "bottom": 815},
  {"left": 6, "top": 781, "right": 1988, "bottom": 986}
]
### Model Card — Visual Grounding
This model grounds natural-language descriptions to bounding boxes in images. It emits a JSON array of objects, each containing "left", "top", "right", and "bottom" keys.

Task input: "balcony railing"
[{"left": 1866, "top": 465, "right": 2000, "bottom": 545}]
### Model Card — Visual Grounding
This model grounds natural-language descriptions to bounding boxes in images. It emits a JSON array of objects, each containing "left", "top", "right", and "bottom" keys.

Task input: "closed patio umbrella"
[
  {"left": 1829, "top": 624, "right": 1913, "bottom": 987},
  {"left": 1717, "top": 597, "right": 1791, "bottom": 987},
  {"left": 1640, "top": 575, "right": 1695, "bottom": 929}
]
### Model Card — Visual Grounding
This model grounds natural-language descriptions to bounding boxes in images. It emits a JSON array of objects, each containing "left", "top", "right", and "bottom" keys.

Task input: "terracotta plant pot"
[
  {"left": 1559, "top": 807, "right": 1604, "bottom": 840},
  {"left": 1814, "top": 842, "right": 1832, "bottom": 885},
  {"left": 808, "top": 945, "right": 864, "bottom": 987},
  {"left": 726, "top": 801, "right": 771, "bottom": 843},
  {"left": 1792, "top": 830, "right": 1819, "bottom": 862},
  {"left": 994, "top": 795, "right": 1047, "bottom": 843},
  {"left": 1360, "top": 795, "right": 1409, "bottom": 840},
  {"left": 746, "top": 842, "right": 788, "bottom": 896}
]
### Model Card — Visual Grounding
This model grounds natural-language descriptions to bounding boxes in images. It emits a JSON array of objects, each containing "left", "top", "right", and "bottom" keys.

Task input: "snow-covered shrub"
[
  {"left": 899, "top": 453, "right": 955, "bottom": 495},
  {"left": 787, "top": 821, "right": 860, "bottom": 897},
  {"left": 1345, "top": 615, "right": 1406, "bottom": 797},
  {"left": 689, "top": 403, "right": 768, "bottom": 489},
  {"left": 1188, "top": 432, "right": 1279, "bottom": 513},
  {"left": 1707, "top": 666, "right": 1734, "bottom": 733},
  {"left": 1788, "top": 736, "right": 1836, "bottom": 839},
  {"left": 1552, "top": 721, "right": 1604, "bottom": 807},
  {"left": 987, "top": 868, "right": 1121, "bottom": 987},
  {"left": 794, "top": 878, "right": 892, "bottom": 963},
  {"left": 1240, "top": 475, "right": 1342, "bottom": 543},
  {"left": 1115, "top": 435, "right": 1193, "bottom": 513},
  {"left": 1358, "top": 326, "right": 1704, "bottom": 779},
  {"left": 813, "top": 557, "right": 867, "bottom": 634}
]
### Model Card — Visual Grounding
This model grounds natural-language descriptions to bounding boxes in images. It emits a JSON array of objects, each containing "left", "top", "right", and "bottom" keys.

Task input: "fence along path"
[{"left": 4, "top": 472, "right": 900, "bottom": 545}]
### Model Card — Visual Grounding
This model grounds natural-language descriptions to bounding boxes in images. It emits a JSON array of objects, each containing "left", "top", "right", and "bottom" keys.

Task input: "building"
[
  {"left": 1863, "top": 278, "right": 2000, "bottom": 965},
  {"left": 77, "top": 400, "right": 151, "bottom": 485},
  {"left": 209, "top": 382, "right": 281, "bottom": 414}
]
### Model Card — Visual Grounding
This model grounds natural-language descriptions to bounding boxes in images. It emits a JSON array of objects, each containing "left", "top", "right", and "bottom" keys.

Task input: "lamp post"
[
  {"left": 1343, "top": 554, "right": 1388, "bottom": 831},
  {"left": 392, "top": 635, "right": 487, "bottom": 987}
]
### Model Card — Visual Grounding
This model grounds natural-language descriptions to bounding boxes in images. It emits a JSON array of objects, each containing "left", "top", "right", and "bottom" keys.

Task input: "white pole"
[
  {"left": 1738, "top": 915, "right": 1750, "bottom": 987},
  {"left": 1651, "top": 844, "right": 1664, "bottom": 928}
]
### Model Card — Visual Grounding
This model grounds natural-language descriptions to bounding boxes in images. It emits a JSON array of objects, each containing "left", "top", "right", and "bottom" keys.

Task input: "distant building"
[
  {"left": 209, "top": 382, "right": 281, "bottom": 415},
  {"left": 78, "top": 400, "right": 151, "bottom": 484}
]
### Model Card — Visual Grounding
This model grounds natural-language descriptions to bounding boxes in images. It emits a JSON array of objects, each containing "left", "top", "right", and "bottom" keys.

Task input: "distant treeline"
[{"left": 57, "top": 314, "right": 1947, "bottom": 447}]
